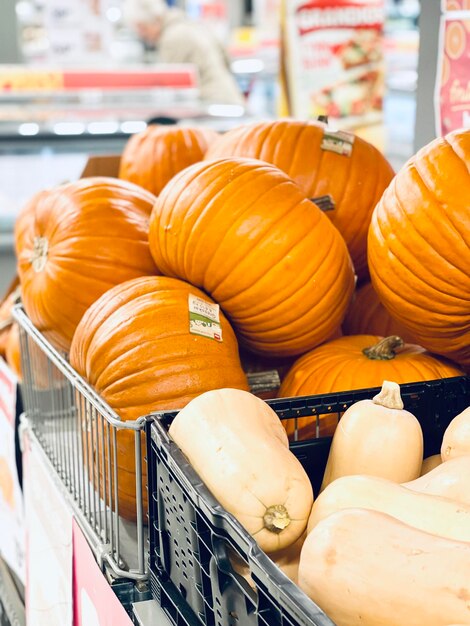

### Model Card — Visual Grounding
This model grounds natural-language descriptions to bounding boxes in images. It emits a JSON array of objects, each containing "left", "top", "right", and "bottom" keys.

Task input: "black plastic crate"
[{"left": 146, "top": 376, "right": 470, "bottom": 626}]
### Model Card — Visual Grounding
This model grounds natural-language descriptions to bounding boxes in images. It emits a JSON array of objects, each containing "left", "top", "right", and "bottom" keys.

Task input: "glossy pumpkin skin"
[
  {"left": 149, "top": 157, "right": 355, "bottom": 357},
  {"left": 368, "top": 129, "right": 470, "bottom": 369},
  {"left": 119, "top": 125, "right": 219, "bottom": 196},
  {"left": 205, "top": 120, "right": 394, "bottom": 281},
  {"left": 342, "top": 282, "right": 415, "bottom": 342},
  {"left": 279, "top": 334, "right": 463, "bottom": 440},
  {"left": 70, "top": 275, "right": 249, "bottom": 521},
  {"left": 15, "top": 177, "right": 158, "bottom": 352}
]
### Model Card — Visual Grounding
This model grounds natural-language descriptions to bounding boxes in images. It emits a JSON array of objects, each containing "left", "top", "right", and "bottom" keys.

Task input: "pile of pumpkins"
[
  {"left": 7, "top": 120, "right": 470, "bottom": 520},
  {"left": 170, "top": 385, "right": 470, "bottom": 626}
]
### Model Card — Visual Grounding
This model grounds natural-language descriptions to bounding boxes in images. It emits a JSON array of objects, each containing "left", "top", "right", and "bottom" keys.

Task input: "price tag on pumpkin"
[
  {"left": 321, "top": 129, "right": 355, "bottom": 156},
  {"left": 188, "top": 294, "right": 223, "bottom": 342}
]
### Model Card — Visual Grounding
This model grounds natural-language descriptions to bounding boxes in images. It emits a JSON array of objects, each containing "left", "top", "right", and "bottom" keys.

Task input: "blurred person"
[{"left": 123, "top": 0, "right": 245, "bottom": 105}]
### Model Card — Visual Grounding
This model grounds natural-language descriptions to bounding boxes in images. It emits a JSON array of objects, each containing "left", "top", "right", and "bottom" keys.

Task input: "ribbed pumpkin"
[
  {"left": 343, "top": 282, "right": 415, "bottom": 342},
  {"left": 368, "top": 129, "right": 470, "bottom": 369},
  {"left": 70, "top": 275, "right": 249, "bottom": 521},
  {"left": 205, "top": 119, "right": 394, "bottom": 281},
  {"left": 149, "top": 157, "right": 355, "bottom": 357},
  {"left": 279, "top": 334, "right": 464, "bottom": 440},
  {"left": 119, "top": 125, "right": 219, "bottom": 196},
  {"left": 15, "top": 177, "right": 158, "bottom": 352}
]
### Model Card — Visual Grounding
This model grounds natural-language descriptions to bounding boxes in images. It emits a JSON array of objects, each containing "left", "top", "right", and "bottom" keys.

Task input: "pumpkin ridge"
[
  {"left": 392, "top": 172, "right": 470, "bottom": 290},
  {"left": 445, "top": 133, "right": 470, "bottom": 170},
  {"left": 371, "top": 200, "right": 464, "bottom": 312},
  {"left": 157, "top": 161, "right": 214, "bottom": 265},
  {"left": 178, "top": 160, "right": 263, "bottom": 270},
  {"left": 101, "top": 360, "right": 247, "bottom": 397},
  {"left": 195, "top": 176, "right": 296, "bottom": 289},
  {"left": 210, "top": 192, "right": 321, "bottom": 303},
  {"left": 230, "top": 234, "right": 349, "bottom": 329},
  {"left": 305, "top": 129, "right": 330, "bottom": 198},
  {"left": 288, "top": 124, "right": 322, "bottom": 194},
  {"left": 93, "top": 330, "right": 241, "bottom": 382}
]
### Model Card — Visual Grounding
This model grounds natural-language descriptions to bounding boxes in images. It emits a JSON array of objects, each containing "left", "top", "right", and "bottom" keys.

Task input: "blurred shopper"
[{"left": 123, "top": 0, "right": 245, "bottom": 105}]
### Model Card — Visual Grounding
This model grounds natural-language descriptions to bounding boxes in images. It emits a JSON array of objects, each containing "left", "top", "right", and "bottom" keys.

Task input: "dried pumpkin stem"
[
  {"left": 263, "top": 504, "right": 290, "bottom": 534},
  {"left": 363, "top": 336, "right": 404, "bottom": 361},
  {"left": 30, "top": 236, "right": 49, "bottom": 273}
]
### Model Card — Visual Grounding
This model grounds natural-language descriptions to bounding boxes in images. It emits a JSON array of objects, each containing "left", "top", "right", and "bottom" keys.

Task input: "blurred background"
[{"left": 0, "top": 0, "right": 429, "bottom": 286}]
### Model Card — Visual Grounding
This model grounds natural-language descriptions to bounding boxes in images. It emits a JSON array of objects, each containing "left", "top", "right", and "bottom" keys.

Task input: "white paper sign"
[
  {"left": 24, "top": 430, "right": 73, "bottom": 626},
  {"left": 0, "top": 359, "right": 25, "bottom": 583}
]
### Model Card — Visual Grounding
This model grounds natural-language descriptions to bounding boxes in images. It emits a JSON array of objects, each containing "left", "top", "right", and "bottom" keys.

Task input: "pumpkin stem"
[
  {"left": 363, "top": 336, "right": 404, "bottom": 360},
  {"left": 263, "top": 504, "right": 290, "bottom": 534},
  {"left": 30, "top": 236, "right": 49, "bottom": 273},
  {"left": 372, "top": 381, "right": 404, "bottom": 410}
]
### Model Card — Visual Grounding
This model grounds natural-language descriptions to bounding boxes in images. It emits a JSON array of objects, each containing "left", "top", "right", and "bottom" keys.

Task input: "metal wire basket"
[{"left": 13, "top": 304, "right": 147, "bottom": 581}]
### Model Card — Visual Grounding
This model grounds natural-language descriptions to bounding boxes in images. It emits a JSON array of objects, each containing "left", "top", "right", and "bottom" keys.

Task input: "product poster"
[
  {"left": 282, "top": 0, "right": 385, "bottom": 124},
  {"left": 24, "top": 434, "right": 73, "bottom": 626},
  {"left": 0, "top": 360, "right": 24, "bottom": 583},
  {"left": 435, "top": 8, "right": 470, "bottom": 135},
  {"left": 72, "top": 519, "right": 133, "bottom": 626}
]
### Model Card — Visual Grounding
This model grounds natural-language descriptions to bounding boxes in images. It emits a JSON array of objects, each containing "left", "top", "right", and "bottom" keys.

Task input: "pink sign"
[
  {"left": 73, "top": 519, "right": 133, "bottom": 626},
  {"left": 436, "top": 12, "right": 470, "bottom": 135}
]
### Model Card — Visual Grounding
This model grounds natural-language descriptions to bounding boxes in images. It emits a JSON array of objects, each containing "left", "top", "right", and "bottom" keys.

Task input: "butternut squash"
[
  {"left": 228, "top": 532, "right": 305, "bottom": 587},
  {"left": 404, "top": 455, "right": 470, "bottom": 505},
  {"left": 169, "top": 388, "right": 313, "bottom": 553},
  {"left": 441, "top": 407, "right": 470, "bottom": 462},
  {"left": 421, "top": 453, "right": 442, "bottom": 475},
  {"left": 299, "top": 508, "right": 470, "bottom": 626},
  {"left": 308, "top": 474, "right": 470, "bottom": 542},
  {"left": 321, "top": 381, "right": 423, "bottom": 491}
]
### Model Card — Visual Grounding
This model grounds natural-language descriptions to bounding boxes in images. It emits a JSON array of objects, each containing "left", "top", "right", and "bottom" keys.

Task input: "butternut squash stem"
[
  {"left": 363, "top": 336, "right": 404, "bottom": 361},
  {"left": 263, "top": 504, "right": 290, "bottom": 533},
  {"left": 372, "top": 381, "right": 404, "bottom": 410}
]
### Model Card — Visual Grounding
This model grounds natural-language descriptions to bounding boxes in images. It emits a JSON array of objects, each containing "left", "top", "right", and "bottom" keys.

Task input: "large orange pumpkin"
[
  {"left": 279, "top": 334, "right": 464, "bottom": 440},
  {"left": 15, "top": 177, "right": 158, "bottom": 353},
  {"left": 205, "top": 119, "right": 394, "bottom": 281},
  {"left": 149, "top": 157, "right": 355, "bottom": 357},
  {"left": 70, "top": 275, "right": 249, "bottom": 520},
  {"left": 368, "top": 129, "right": 470, "bottom": 369},
  {"left": 119, "top": 125, "right": 219, "bottom": 196},
  {"left": 342, "top": 282, "right": 415, "bottom": 342}
]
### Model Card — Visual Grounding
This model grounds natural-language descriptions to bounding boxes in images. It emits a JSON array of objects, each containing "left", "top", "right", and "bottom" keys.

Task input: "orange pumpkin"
[
  {"left": 205, "top": 119, "right": 394, "bottom": 282},
  {"left": 279, "top": 334, "right": 464, "bottom": 440},
  {"left": 343, "top": 282, "right": 415, "bottom": 342},
  {"left": 15, "top": 177, "right": 158, "bottom": 353},
  {"left": 0, "top": 282, "right": 20, "bottom": 357},
  {"left": 368, "top": 129, "right": 470, "bottom": 369},
  {"left": 5, "top": 324, "right": 21, "bottom": 381},
  {"left": 119, "top": 125, "right": 219, "bottom": 196},
  {"left": 70, "top": 275, "right": 249, "bottom": 520},
  {"left": 149, "top": 157, "right": 355, "bottom": 357}
]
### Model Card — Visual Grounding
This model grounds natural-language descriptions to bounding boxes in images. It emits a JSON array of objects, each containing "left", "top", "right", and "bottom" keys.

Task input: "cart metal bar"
[{"left": 13, "top": 304, "right": 148, "bottom": 581}]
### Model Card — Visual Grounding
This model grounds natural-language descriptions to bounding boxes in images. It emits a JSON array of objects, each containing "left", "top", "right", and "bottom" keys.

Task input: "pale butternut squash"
[
  {"left": 299, "top": 508, "right": 470, "bottom": 626},
  {"left": 169, "top": 388, "right": 313, "bottom": 553},
  {"left": 228, "top": 532, "right": 305, "bottom": 587},
  {"left": 441, "top": 407, "right": 470, "bottom": 462},
  {"left": 321, "top": 381, "right": 423, "bottom": 491},
  {"left": 404, "top": 455, "right": 470, "bottom": 505},
  {"left": 308, "top": 474, "right": 470, "bottom": 542},
  {"left": 421, "top": 454, "right": 442, "bottom": 475}
]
